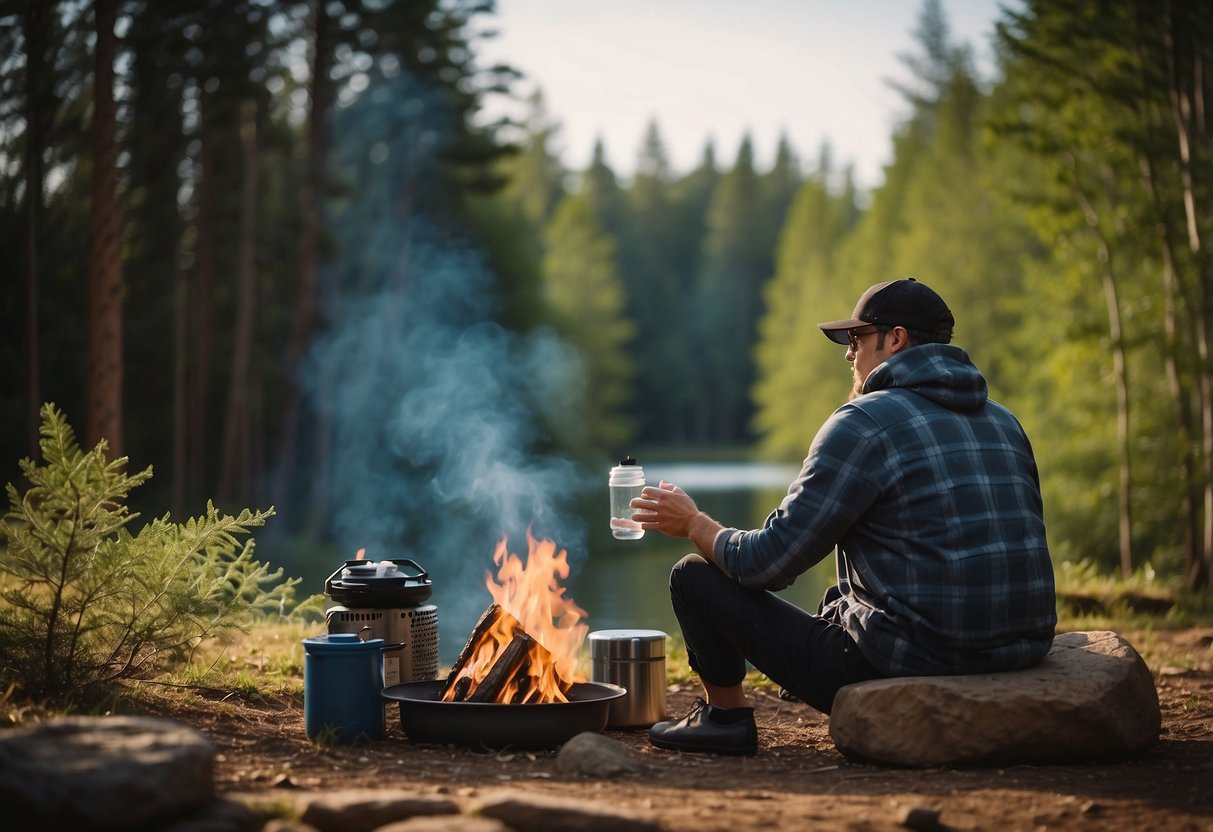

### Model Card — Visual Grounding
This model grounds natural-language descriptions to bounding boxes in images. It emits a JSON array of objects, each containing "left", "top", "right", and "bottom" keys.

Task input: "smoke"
[{"left": 301, "top": 71, "right": 594, "bottom": 646}]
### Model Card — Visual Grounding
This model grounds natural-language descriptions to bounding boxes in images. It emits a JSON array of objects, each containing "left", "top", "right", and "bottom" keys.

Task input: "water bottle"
[{"left": 609, "top": 456, "right": 646, "bottom": 540}]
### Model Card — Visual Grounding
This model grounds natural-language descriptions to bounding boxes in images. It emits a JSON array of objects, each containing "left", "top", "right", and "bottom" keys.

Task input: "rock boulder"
[
  {"left": 829, "top": 630, "right": 1160, "bottom": 767},
  {"left": 0, "top": 715, "right": 216, "bottom": 830}
]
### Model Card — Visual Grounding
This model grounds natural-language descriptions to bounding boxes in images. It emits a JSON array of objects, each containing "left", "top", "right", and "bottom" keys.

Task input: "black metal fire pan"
[{"left": 381, "top": 680, "right": 627, "bottom": 750}]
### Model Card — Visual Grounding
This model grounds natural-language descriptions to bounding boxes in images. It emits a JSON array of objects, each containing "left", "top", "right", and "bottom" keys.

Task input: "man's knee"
[
  {"left": 670, "top": 552, "right": 711, "bottom": 587},
  {"left": 670, "top": 553, "right": 733, "bottom": 608}
]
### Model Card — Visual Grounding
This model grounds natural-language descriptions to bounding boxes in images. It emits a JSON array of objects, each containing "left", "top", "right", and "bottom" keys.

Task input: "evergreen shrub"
[{"left": 0, "top": 404, "right": 321, "bottom": 705}]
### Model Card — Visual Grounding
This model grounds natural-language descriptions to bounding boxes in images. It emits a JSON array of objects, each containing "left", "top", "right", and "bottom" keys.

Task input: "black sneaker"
[{"left": 648, "top": 698, "right": 758, "bottom": 756}]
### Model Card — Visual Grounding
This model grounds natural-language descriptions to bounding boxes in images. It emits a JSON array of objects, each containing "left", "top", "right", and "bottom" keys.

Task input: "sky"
[{"left": 476, "top": 0, "right": 1010, "bottom": 190}]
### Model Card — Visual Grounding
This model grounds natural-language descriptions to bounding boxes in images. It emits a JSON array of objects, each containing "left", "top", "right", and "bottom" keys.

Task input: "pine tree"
[
  {"left": 624, "top": 120, "right": 695, "bottom": 442},
  {"left": 992, "top": 0, "right": 1213, "bottom": 585},
  {"left": 760, "top": 133, "right": 802, "bottom": 256},
  {"left": 541, "top": 194, "right": 636, "bottom": 449},
  {"left": 0, "top": 405, "right": 317, "bottom": 705},
  {"left": 501, "top": 91, "right": 568, "bottom": 228},
  {"left": 753, "top": 145, "right": 859, "bottom": 458},
  {"left": 693, "top": 135, "right": 770, "bottom": 442}
]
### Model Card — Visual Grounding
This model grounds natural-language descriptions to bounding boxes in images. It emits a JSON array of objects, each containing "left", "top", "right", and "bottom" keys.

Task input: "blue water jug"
[{"left": 303, "top": 632, "right": 386, "bottom": 743}]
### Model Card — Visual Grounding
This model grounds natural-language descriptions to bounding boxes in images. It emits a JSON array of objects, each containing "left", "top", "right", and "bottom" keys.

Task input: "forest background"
[{"left": 2, "top": 0, "right": 1212, "bottom": 614}]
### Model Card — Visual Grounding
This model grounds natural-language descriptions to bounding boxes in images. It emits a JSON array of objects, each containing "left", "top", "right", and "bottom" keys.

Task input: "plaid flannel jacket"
[{"left": 714, "top": 344, "right": 1056, "bottom": 675}]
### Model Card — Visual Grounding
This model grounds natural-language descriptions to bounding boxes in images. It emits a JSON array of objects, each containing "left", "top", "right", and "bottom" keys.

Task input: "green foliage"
[
  {"left": 990, "top": 0, "right": 1212, "bottom": 582},
  {"left": 622, "top": 121, "right": 700, "bottom": 445},
  {"left": 752, "top": 151, "right": 858, "bottom": 458},
  {"left": 693, "top": 135, "right": 776, "bottom": 442},
  {"left": 6, "top": 0, "right": 1213, "bottom": 598},
  {"left": 0, "top": 405, "right": 322, "bottom": 705},
  {"left": 542, "top": 193, "right": 637, "bottom": 448}
]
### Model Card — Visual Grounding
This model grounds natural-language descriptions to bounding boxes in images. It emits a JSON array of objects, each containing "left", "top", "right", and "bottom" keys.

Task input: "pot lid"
[
  {"left": 589, "top": 628, "right": 667, "bottom": 660},
  {"left": 324, "top": 557, "right": 433, "bottom": 607},
  {"left": 302, "top": 632, "right": 385, "bottom": 654}
]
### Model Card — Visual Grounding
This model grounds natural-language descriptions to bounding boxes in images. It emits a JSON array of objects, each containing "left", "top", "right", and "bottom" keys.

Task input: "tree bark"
[
  {"left": 273, "top": 0, "right": 332, "bottom": 513},
  {"left": 22, "top": 0, "right": 52, "bottom": 458},
  {"left": 190, "top": 88, "right": 216, "bottom": 501},
  {"left": 1129, "top": 0, "right": 1206, "bottom": 590},
  {"left": 1163, "top": 0, "right": 1212, "bottom": 590},
  {"left": 172, "top": 264, "right": 188, "bottom": 515},
  {"left": 219, "top": 99, "right": 261, "bottom": 500},
  {"left": 1065, "top": 152, "right": 1134, "bottom": 578},
  {"left": 1140, "top": 152, "right": 1203, "bottom": 585},
  {"left": 86, "top": 0, "right": 124, "bottom": 459}
]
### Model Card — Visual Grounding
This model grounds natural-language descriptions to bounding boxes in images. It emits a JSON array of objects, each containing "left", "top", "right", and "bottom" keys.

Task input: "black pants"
[{"left": 669, "top": 553, "right": 882, "bottom": 714}]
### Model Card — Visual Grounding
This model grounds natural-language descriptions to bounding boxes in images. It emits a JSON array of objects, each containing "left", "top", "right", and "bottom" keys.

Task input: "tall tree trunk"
[
  {"left": 1164, "top": 0, "right": 1212, "bottom": 590},
  {"left": 190, "top": 88, "right": 216, "bottom": 501},
  {"left": 1065, "top": 152, "right": 1134, "bottom": 577},
  {"left": 1141, "top": 152, "right": 1203, "bottom": 582},
  {"left": 273, "top": 0, "right": 332, "bottom": 517},
  {"left": 87, "top": 0, "right": 124, "bottom": 458},
  {"left": 172, "top": 263, "right": 188, "bottom": 515},
  {"left": 22, "top": 0, "right": 51, "bottom": 458},
  {"left": 1130, "top": 1, "right": 1206, "bottom": 589},
  {"left": 219, "top": 100, "right": 261, "bottom": 500}
]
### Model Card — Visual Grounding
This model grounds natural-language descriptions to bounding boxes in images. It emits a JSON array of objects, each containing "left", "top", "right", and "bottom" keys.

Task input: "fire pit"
[
  {"left": 382, "top": 679, "right": 626, "bottom": 749},
  {"left": 382, "top": 532, "right": 627, "bottom": 749}
]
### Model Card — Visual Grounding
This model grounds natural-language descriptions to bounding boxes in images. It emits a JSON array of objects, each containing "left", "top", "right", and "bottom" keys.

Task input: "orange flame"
[
  {"left": 487, "top": 530, "right": 588, "bottom": 695},
  {"left": 354, "top": 547, "right": 367, "bottom": 561},
  {"left": 444, "top": 530, "right": 588, "bottom": 704}
]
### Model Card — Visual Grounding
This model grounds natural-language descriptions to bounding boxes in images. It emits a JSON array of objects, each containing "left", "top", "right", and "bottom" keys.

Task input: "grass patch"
[{"left": 1055, "top": 558, "right": 1213, "bottom": 632}]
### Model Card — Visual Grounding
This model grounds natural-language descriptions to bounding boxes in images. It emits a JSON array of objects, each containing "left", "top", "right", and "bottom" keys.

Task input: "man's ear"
[{"left": 886, "top": 326, "right": 912, "bottom": 354}]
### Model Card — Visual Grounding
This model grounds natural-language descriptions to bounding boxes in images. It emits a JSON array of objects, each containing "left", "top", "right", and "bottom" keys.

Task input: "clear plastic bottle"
[{"left": 609, "top": 456, "right": 646, "bottom": 540}]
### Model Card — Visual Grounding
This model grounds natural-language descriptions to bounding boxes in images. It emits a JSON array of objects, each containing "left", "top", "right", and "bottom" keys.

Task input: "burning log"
[
  {"left": 510, "top": 662, "right": 533, "bottom": 704},
  {"left": 450, "top": 675, "right": 473, "bottom": 702},
  {"left": 467, "top": 631, "right": 534, "bottom": 703},
  {"left": 442, "top": 602, "right": 571, "bottom": 704},
  {"left": 442, "top": 603, "right": 505, "bottom": 699}
]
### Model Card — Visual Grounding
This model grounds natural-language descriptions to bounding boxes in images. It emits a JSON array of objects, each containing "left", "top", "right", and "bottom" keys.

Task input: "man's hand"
[{"left": 631, "top": 481, "right": 724, "bottom": 559}]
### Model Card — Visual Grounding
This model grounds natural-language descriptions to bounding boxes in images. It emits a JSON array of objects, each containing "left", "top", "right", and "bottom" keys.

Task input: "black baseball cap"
[{"left": 818, "top": 278, "right": 954, "bottom": 345}]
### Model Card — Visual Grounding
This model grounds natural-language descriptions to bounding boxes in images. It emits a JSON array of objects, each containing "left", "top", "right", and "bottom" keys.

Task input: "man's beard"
[{"left": 849, "top": 369, "right": 863, "bottom": 400}]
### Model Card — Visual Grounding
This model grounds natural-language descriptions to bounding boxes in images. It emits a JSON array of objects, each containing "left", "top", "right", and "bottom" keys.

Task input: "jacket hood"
[{"left": 863, "top": 344, "right": 988, "bottom": 412}]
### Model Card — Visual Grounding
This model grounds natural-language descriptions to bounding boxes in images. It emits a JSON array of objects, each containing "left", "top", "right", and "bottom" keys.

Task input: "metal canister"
[
  {"left": 302, "top": 633, "right": 386, "bottom": 743},
  {"left": 589, "top": 629, "right": 667, "bottom": 728}
]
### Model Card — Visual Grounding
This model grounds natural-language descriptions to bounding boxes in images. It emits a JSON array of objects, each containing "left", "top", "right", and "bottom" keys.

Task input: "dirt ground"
[{"left": 138, "top": 627, "right": 1213, "bottom": 832}]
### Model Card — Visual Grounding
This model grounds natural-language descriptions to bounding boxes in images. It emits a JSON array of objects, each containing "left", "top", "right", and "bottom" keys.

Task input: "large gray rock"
[
  {"left": 829, "top": 630, "right": 1160, "bottom": 767},
  {"left": 0, "top": 715, "right": 216, "bottom": 830},
  {"left": 555, "top": 731, "right": 647, "bottom": 777},
  {"left": 377, "top": 816, "right": 511, "bottom": 832},
  {"left": 471, "top": 791, "right": 664, "bottom": 832},
  {"left": 296, "top": 789, "right": 459, "bottom": 832}
]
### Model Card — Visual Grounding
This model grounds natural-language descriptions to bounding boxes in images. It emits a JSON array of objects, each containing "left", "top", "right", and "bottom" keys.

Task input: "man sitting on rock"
[{"left": 631, "top": 278, "right": 1057, "bottom": 756}]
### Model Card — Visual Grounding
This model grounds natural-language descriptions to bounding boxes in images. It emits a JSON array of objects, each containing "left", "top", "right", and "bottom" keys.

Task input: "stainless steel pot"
[
  {"left": 381, "top": 680, "right": 626, "bottom": 749},
  {"left": 323, "top": 558, "right": 439, "bottom": 685},
  {"left": 589, "top": 629, "right": 668, "bottom": 728}
]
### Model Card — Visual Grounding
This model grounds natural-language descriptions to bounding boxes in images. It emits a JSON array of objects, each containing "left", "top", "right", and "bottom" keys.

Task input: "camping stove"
[{"left": 324, "top": 558, "right": 439, "bottom": 686}]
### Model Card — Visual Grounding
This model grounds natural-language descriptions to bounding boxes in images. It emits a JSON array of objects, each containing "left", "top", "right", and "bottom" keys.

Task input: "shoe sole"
[{"left": 648, "top": 735, "right": 757, "bottom": 756}]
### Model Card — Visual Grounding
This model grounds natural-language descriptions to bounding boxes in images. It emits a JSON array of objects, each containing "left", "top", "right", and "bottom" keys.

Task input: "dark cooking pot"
[
  {"left": 381, "top": 680, "right": 627, "bottom": 749},
  {"left": 324, "top": 558, "right": 433, "bottom": 607}
]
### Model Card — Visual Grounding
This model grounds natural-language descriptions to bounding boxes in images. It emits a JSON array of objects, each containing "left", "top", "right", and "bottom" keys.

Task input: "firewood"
[
  {"left": 509, "top": 662, "right": 532, "bottom": 704},
  {"left": 467, "top": 631, "right": 533, "bottom": 703},
  {"left": 442, "top": 603, "right": 504, "bottom": 698},
  {"left": 450, "top": 675, "right": 473, "bottom": 702},
  {"left": 441, "top": 601, "right": 573, "bottom": 704}
]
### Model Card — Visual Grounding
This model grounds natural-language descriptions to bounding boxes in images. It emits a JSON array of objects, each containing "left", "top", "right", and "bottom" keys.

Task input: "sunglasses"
[{"left": 846, "top": 325, "right": 887, "bottom": 351}]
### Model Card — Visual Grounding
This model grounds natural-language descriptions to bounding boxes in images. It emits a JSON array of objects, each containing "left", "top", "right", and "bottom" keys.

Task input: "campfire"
[{"left": 441, "top": 530, "right": 588, "bottom": 705}]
